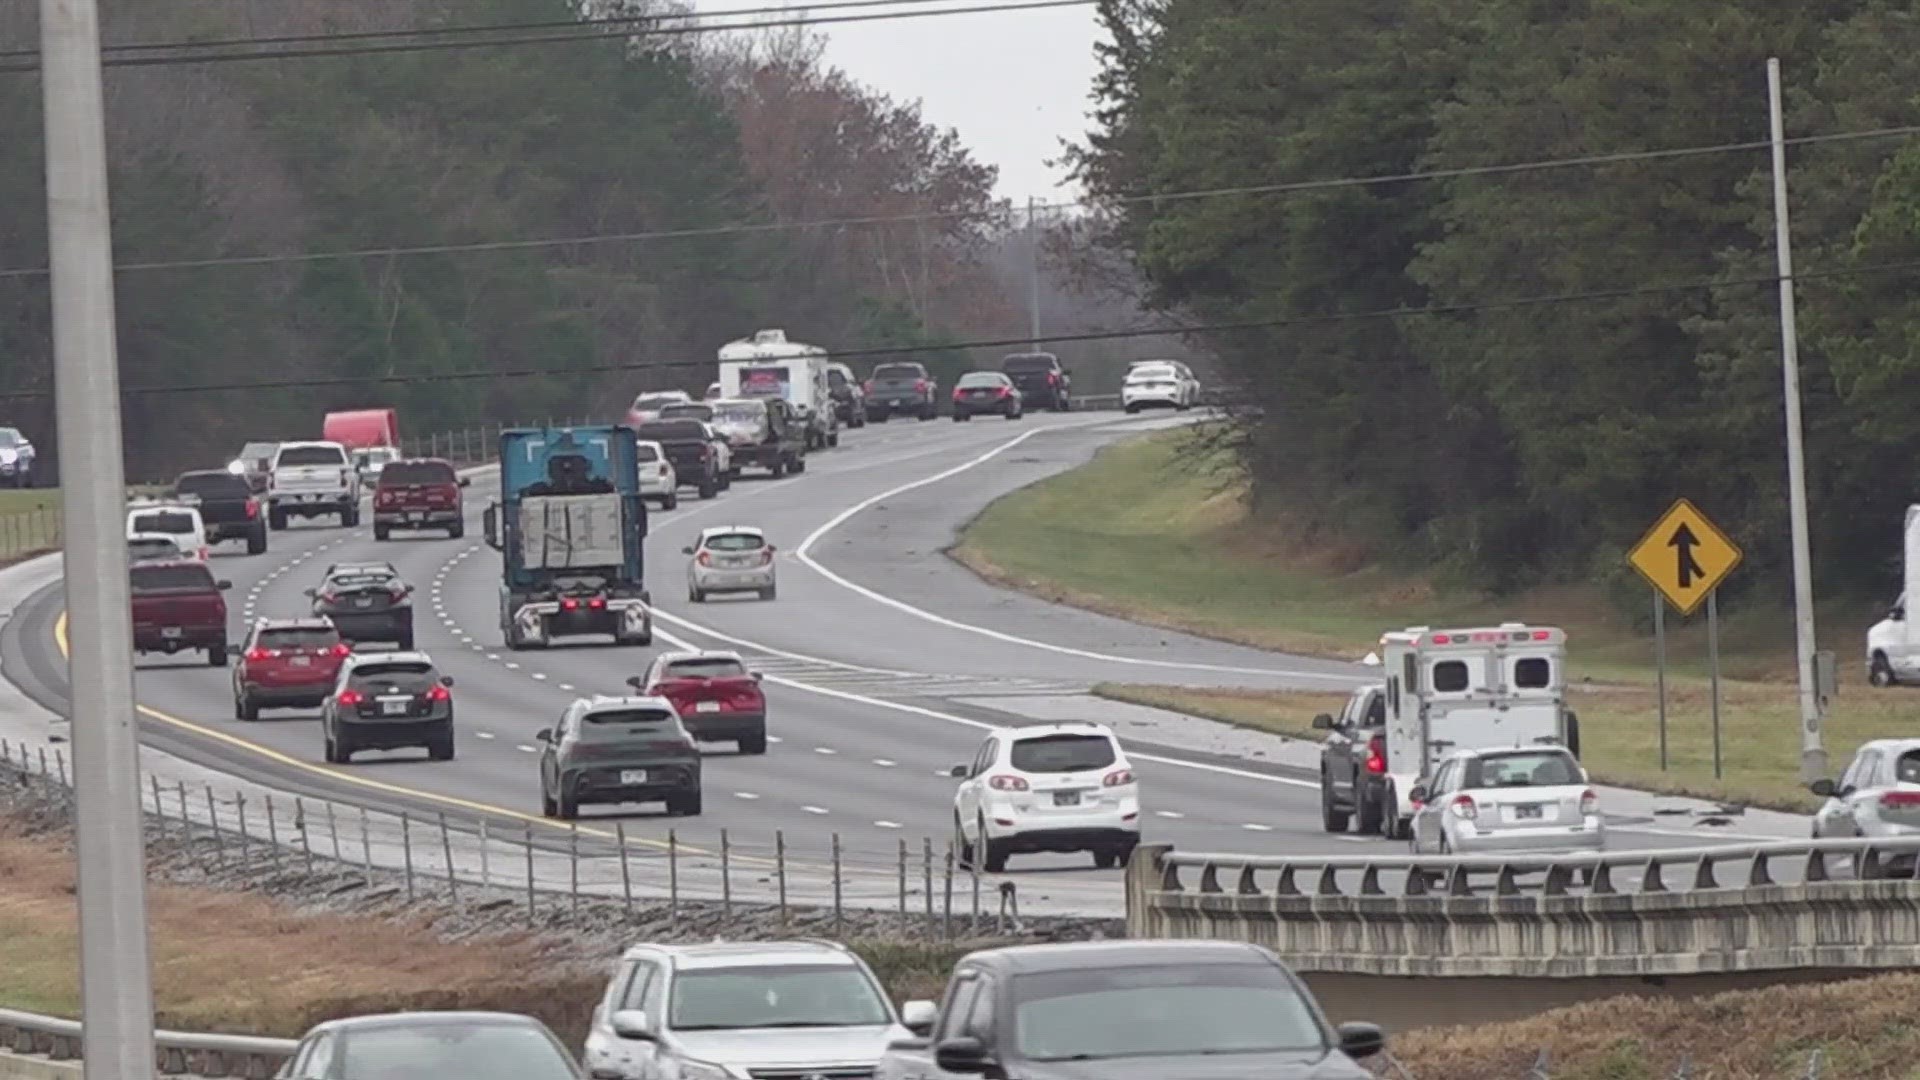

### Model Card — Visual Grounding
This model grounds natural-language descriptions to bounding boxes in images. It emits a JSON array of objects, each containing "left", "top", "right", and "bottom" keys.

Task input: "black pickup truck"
[
  {"left": 173, "top": 470, "right": 268, "bottom": 554},
  {"left": 631, "top": 419, "right": 721, "bottom": 500}
]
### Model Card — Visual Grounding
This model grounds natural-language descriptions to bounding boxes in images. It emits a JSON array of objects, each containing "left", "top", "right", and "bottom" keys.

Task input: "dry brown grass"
[{"left": 1393, "top": 973, "right": 1920, "bottom": 1079}]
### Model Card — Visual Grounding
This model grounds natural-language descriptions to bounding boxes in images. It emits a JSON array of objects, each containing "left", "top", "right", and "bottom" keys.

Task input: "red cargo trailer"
[{"left": 322, "top": 409, "right": 399, "bottom": 449}]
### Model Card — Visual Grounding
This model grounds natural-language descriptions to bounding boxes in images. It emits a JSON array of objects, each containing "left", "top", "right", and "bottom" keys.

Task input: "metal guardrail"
[
  {"left": 1158, "top": 836, "right": 1920, "bottom": 899},
  {"left": 0, "top": 1007, "right": 295, "bottom": 1078}
]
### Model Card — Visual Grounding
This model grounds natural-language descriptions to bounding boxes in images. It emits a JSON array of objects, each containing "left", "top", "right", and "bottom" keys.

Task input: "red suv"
[
  {"left": 232, "top": 617, "right": 350, "bottom": 719},
  {"left": 633, "top": 650, "right": 767, "bottom": 755},
  {"left": 372, "top": 458, "right": 469, "bottom": 541}
]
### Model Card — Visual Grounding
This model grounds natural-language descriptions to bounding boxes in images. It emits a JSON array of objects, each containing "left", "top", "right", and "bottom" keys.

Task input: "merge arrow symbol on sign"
[{"left": 1668, "top": 522, "right": 1704, "bottom": 589}]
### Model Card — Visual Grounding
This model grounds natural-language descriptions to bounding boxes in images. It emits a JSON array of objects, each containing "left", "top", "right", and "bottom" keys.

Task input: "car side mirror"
[
  {"left": 458, "top": 477, "right": 471, "bottom": 488},
  {"left": 1407, "top": 785, "right": 1428, "bottom": 804},
  {"left": 1337, "top": 1021, "right": 1385, "bottom": 1060},
  {"left": 766, "top": 544, "right": 776, "bottom": 552},
  {"left": 1892, "top": 606, "right": 1906, "bottom": 621},
  {"left": 1809, "top": 778, "right": 1837, "bottom": 798},
  {"left": 627, "top": 676, "right": 646, "bottom": 690},
  {"left": 1311, "top": 713, "right": 1335, "bottom": 730},
  {"left": 482, "top": 504, "right": 501, "bottom": 551},
  {"left": 681, "top": 546, "right": 694, "bottom": 555},
  {"left": 948, "top": 764, "right": 969, "bottom": 778},
  {"left": 609, "top": 1009, "right": 656, "bottom": 1041},
  {"left": 901, "top": 1000, "right": 938, "bottom": 1034},
  {"left": 934, "top": 1036, "right": 992, "bottom": 1073},
  {"left": 303, "top": 588, "right": 316, "bottom": 598},
  {"left": 439, "top": 675, "right": 453, "bottom": 687},
  {"left": 216, "top": 580, "right": 232, "bottom": 590},
  {"left": 534, "top": 728, "right": 553, "bottom": 743},
  {"left": 227, "top": 644, "right": 243, "bottom": 656},
  {"left": 751, "top": 671, "right": 763, "bottom": 682}
]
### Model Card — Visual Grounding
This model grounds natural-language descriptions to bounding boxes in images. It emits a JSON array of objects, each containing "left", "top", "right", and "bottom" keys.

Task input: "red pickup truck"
[{"left": 129, "top": 559, "right": 232, "bottom": 667}]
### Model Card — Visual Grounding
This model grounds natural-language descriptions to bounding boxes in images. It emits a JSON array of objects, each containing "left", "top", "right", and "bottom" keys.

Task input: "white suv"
[
  {"left": 949, "top": 721, "right": 1141, "bottom": 872},
  {"left": 635, "top": 440, "right": 678, "bottom": 509}
]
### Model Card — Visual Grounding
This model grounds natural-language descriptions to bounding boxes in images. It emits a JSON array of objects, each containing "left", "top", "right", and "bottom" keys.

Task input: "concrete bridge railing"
[{"left": 1123, "top": 839, "right": 1920, "bottom": 978}]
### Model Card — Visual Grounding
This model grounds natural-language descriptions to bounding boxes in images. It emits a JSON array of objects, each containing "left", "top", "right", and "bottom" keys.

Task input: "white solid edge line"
[
  {"left": 788, "top": 424, "right": 1372, "bottom": 682},
  {"left": 649, "top": 624, "right": 1317, "bottom": 789}
]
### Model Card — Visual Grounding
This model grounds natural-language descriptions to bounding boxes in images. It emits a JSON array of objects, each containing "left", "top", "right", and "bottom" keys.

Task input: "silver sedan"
[{"left": 1408, "top": 746, "right": 1603, "bottom": 856}]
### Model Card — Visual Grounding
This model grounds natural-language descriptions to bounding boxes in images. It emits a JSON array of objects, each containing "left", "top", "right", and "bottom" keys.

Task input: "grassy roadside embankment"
[
  {"left": 952, "top": 429, "right": 1897, "bottom": 812},
  {"left": 0, "top": 489, "right": 61, "bottom": 565}
]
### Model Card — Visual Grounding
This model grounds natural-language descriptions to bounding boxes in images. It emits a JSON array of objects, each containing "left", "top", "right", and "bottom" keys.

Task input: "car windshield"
[
  {"left": 350, "top": 662, "right": 436, "bottom": 687},
  {"left": 257, "top": 627, "right": 340, "bottom": 650},
  {"left": 1128, "top": 365, "right": 1177, "bottom": 381},
  {"left": 958, "top": 373, "right": 1006, "bottom": 388},
  {"left": 577, "top": 708, "right": 676, "bottom": 739},
  {"left": 872, "top": 364, "right": 924, "bottom": 380},
  {"left": 1469, "top": 752, "right": 1581, "bottom": 788},
  {"left": 633, "top": 394, "right": 685, "bottom": 411},
  {"left": 0, "top": 428, "right": 21, "bottom": 447},
  {"left": 130, "top": 564, "right": 214, "bottom": 591},
  {"left": 638, "top": 420, "right": 705, "bottom": 441},
  {"left": 379, "top": 461, "right": 455, "bottom": 486},
  {"left": 660, "top": 404, "right": 714, "bottom": 421},
  {"left": 663, "top": 657, "right": 748, "bottom": 679},
  {"left": 668, "top": 966, "right": 892, "bottom": 1031},
  {"left": 278, "top": 445, "right": 346, "bottom": 467},
  {"left": 175, "top": 474, "right": 248, "bottom": 499},
  {"left": 128, "top": 539, "right": 178, "bottom": 560},
  {"left": 1013, "top": 962, "right": 1326, "bottom": 1061},
  {"left": 1010, "top": 734, "right": 1116, "bottom": 773},
  {"left": 1001, "top": 355, "right": 1056, "bottom": 372},
  {"left": 328, "top": 573, "right": 396, "bottom": 591},
  {"left": 702, "top": 533, "right": 764, "bottom": 552},
  {"left": 828, "top": 369, "right": 848, "bottom": 387},
  {"left": 237, "top": 442, "right": 277, "bottom": 461},
  {"left": 335, "top": 1021, "right": 577, "bottom": 1080},
  {"left": 711, "top": 402, "right": 765, "bottom": 425},
  {"left": 130, "top": 511, "right": 196, "bottom": 535},
  {"left": 635, "top": 445, "right": 660, "bottom": 463}
]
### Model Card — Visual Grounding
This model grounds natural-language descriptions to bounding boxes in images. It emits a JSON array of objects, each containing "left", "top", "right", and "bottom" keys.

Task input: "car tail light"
[
  {"left": 388, "top": 586, "right": 407, "bottom": 601},
  {"left": 244, "top": 498, "right": 258, "bottom": 519},
  {"left": 1579, "top": 789, "right": 1598, "bottom": 816},
  {"left": 561, "top": 597, "right": 579, "bottom": 611},
  {"left": 915, "top": 379, "right": 929, "bottom": 393},
  {"left": 696, "top": 551, "right": 712, "bottom": 566},
  {"left": 1881, "top": 791, "right": 1920, "bottom": 808},
  {"left": 1103, "top": 768, "right": 1133, "bottom": 787},
  {"left": 588, "top": 596, "right": 606, "bottom": 610},
  {"left": 758, "top": 548, "right": 774, "bottom": 565},
  {"left": 1365, "top": 735, "right": 1386, "bottom": 774},
  {"left": 336, "top": 689, "right": 363, "bottom": 707},
  {"left": 319, "top": 591, "right": 338, "bottom": 605},
  {"left": 426, "top": 685, "right": 451, "bottom": 703},
  {"left": 987, "top": 775, "right": 1029, "bottom": 791},
  {"left": 952, "top": 388, "right": 965, "bottom": 401},
  {"left": 244, "top": 647, "right": 272, "bottom": 662},
  {"left": 862, "top": 379, "right": 874, "bottom": 394},
  {"left": 1048, "top": 372, "right": 1059, "bottom": 385},
  {"left": 329, "top": 643, "right": 351, "bottom": 658},
  {"left": 1449, "top": 795, "right": 1478, "bottom": 820}
]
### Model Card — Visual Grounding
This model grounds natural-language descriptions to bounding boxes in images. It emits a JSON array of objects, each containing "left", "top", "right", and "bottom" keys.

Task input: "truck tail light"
[
  {"left": 1365, "top": 735, "right": 1386, "bottom": 774},
  {"left": 1449, "top": 795, "right": 1478, "bottom": 820},
  {"left": 1579, "top": 789, "right": 1598, "bottom": 816},
  {"left": 987, "top": 775, "right": 1029, "bottom": 791},
  {"left": 915, "top": 379, "right": 930, "bottom": 393},
  {"left": 244, "top": 498, "right": 258, "bottom": 519}
]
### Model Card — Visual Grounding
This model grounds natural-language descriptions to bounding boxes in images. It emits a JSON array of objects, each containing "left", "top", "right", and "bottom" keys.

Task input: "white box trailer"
[
  {"left": 1866, "top": 505, "right": 1920, "bottom": 687},
  {"left": 1374, "top": 622, "right": 1576, "bottom": 838},
  {"left": 717, "top": 328, "right": 838, "bottom": 450}
]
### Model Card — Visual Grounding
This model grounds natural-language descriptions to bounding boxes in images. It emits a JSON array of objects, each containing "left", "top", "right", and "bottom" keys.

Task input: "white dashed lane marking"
[
  {"left": 802, "top": 805, "right": 829, "bottom": 815},
  {"left": 734, "top": 792, "right": 759, "bottom": 801},
  {"left": 873, "top": 758, "right": 895, "bottom": 767},
  {"left": 875, "top": 820, "right": 902, "bottom": 829},
  {"left": 1242, "top": 823, "right": 1274, "bottom": 832}
]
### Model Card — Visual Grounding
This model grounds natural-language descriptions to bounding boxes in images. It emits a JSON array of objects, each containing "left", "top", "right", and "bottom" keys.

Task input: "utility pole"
[
  {"left": 1027, "top": 194, "right": 1041, "bottom": 351},
  {"left": 39, "top": 0, "right": 157, "bottom": 1075},
  {"left": 1767, "top": 57, "right": 1825, "bottom": 783}
]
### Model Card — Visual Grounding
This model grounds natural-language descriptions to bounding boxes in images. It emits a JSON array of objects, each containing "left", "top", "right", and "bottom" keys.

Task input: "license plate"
[
  {"left": 1053, "top": 791, "right": 1080, "bottom": 807},
  {"left": 1515, "top": 804, "right": 1543, "bottom": 819},
  {"left": 408, "top": 512, "right": 425, "bottom": 522},
  {"left": 695, "top": 701, "right": 720, "bottom": 713},
  {"left": 380, "top": 699, "right": 408, "bottom": 716},
  {"left": 620, "top": 769, "right": 648, "bottom": 785},
  {"left": 890, "top": 398, "right": 909, "bottom": 406},
  {"left": 354, "top": 597, "right": 372, "bottom": 608},
  {"left": 290, "top": 656, "right": 311, "bottom": 667}
]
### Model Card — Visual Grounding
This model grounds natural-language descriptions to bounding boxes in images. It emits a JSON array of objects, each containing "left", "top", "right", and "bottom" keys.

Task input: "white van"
[
  {"left": 717, "top": 328, "right": 838, "bottom": 451},
  {"left": 125, "top": 501, "right": 209, "bottom": 561}
]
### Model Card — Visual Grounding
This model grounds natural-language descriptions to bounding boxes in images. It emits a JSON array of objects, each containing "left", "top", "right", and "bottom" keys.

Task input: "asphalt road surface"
[{"left": 3, "top": 411, "right": 1725, "bottom": 911}]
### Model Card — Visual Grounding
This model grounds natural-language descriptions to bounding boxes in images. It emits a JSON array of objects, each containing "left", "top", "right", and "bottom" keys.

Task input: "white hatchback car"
[
  {"left": 950, "top": 721, "right": 1141, "bottom": 872},
  {"left": 635, "top": 440, "right": 678, "bottom": 510},
  {"left": 684, "top": 526, "right": 775, "bottom": 602},
  {"left": 1408, "top": 746, "right": 1603, "bottom": 856}
]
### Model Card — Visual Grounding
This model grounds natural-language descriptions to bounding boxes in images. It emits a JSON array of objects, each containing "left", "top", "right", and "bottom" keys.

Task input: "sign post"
[
  {"left": 1653, "top": 592, "right": 1668, "bottom": 771},
  {"left": 1628, "top": 499, "right": 1744, "bottom": 776}
]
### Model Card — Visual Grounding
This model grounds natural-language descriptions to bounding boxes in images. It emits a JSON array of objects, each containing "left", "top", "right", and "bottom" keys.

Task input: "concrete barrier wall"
[
  {"left": 1125, "top": 843, "right": 1920, "bottom": 978},
  {"left": 0, "top": 1051, "right": 78, "bottom": 1080}
]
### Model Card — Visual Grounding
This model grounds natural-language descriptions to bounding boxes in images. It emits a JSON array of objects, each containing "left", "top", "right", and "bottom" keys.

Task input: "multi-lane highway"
[{"left": 2, "top": 410, "right": 1732, "bottom": 907}]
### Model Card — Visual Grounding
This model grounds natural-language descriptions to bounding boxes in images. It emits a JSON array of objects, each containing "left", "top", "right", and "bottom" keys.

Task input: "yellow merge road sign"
[{"left": 1628, "top": 498, "right": 1743, "bottom": 616}]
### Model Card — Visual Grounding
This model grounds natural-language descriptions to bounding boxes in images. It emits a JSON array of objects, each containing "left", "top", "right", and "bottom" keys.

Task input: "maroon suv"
[
  {"left": 129, "top": 560, "right": 231, "bottom": 666},
  {"left": 372, "top": 458, "right": 469, "bottom": 540},
  {"left": 232, "top": 617, "right": 351, "bottom": 719}
]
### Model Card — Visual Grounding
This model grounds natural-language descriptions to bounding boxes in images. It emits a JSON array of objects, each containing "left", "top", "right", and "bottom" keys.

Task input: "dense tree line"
[
  {"left": 1075, "top": 0, "right": 1920, "bottom": 602},
  {"left": 0, "top": 0, "right": 1039, "bottom": 478}
]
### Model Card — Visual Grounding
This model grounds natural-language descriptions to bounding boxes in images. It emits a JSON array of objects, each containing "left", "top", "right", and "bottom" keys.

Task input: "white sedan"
[
  {"left": 1121, "top": 360, "right": 1201, "bottom": 412},
  {"left": 1408, "top": 746, "right": 1603, "bottom": 856}
]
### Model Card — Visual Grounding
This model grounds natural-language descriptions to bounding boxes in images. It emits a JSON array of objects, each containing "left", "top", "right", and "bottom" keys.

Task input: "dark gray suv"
[
  {"left": 536, "top": 696, "right": 703, "bottom": 819},
  {"left": 321, "top": 652, "right": 455, "bottom": 763}
]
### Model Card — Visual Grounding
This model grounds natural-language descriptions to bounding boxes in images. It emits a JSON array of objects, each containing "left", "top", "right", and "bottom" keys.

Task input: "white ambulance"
[{"left": 1371, "top": 623, "right": 1578, "bottom": 839}]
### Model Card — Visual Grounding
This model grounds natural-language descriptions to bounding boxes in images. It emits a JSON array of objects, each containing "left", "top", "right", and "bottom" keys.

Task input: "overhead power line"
[
  {"left": 4, "top": 254, "right": 1915, "bottom": 405},
  {"left": 0, "top": 0, "right": 1095, "bottom": 74},
  {"left": 5, "top": 121, "right": 1919, "bottom": 281}
]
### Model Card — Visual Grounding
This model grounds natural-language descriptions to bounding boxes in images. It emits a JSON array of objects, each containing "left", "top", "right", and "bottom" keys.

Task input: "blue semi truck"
[{"left": 480, "top": 425, "right": 653, "bottom": 650}]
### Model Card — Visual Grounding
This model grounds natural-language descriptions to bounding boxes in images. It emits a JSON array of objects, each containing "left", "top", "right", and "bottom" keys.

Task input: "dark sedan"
[
  {"left": 276, "top": 1011, "right": 582, "bottom": 1080},
  {"left": 307, "top": 561, "right": 414, "bottom": 650},
  {"left": 951, "top": 371, "right": 1025, "bottom": 420}
]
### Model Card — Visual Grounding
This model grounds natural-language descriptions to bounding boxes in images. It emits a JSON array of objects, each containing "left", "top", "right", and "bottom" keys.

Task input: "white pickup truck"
[{"left": 266, "top": 441, "right": 361, "bottom": 530}]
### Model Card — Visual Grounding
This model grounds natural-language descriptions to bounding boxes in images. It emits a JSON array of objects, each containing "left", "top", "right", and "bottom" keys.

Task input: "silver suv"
[{"left": 582, "top": 939, "right": 924, "bottom": 1080}]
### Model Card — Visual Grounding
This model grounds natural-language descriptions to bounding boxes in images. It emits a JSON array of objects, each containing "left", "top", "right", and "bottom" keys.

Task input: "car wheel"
[
  {"left": 828, "top": 431, "right": 839, "bottom": 447},
  {"left": 448, "top": 522, "right": 464, "bottom": 540},
  {"left": 770, "top": 459, "right": 786, "bottom": 478},
  {"left": 1320, "top": 773, "right": 1350, "bottom": 833},
  {"left": 982, "top": 833, "right": 1010, "bottom": 874},
  {"left": 663, "top": 492, "right": 678, "bottom": 510},
  {"left": 397, "top": 628, "right": 415, "bottom": 651},
  {"left": 1355, "top": 781, "right": 1385, "bottom": 835},
  {"left": 759, "top": 585, "right": 776, "bottom": 601},
  {"left": 954, "top": 814, "right": 975, "bottom": 869},
  {"left": 207, "top": 642, "right": 228, "bottom": 668},
  {"left": 557, "top": 792, "right": 579, "bottom": 820},
  {"left": 792, "top": 456, "right": 806, "bottom": 474},
  {"left": 698, "top": 477, "right": 718, "bottom": 500},
  {"left": 342, "top": 504, "right": 360, "bottom": 527},
  {"left": 953, "top": 414, "right": 966, "bottom": 423},
  {"left": 689, "top": 586, "right": 705, "bottom": 603},
  {"left": 739, "top": 733, "right": 767, "bottom": 755},
  {"left": 246, "top": 530, "right": 268, "bottom": 555},
  {"left": 1093, "top": 849, "right": 1119, "bottom": 870},
  {"left": 269, "top": 507, "right": 287, "bottom": 531},
  {"left": 325, "top": 731, "right": 350, "bottom": 764},
  {"left": 428, "top": 731, "right": 455, "bottom": 761},
  {"left": 237, "top": 695, "right": 259, "bottom": 721},
  {"left": 1871, "top": 653, "right": 1897, "bottom": 688},
  {"left": 669, "top": 790, "right": 703, "bottom": 816},
  {"left": 919, "top": 408, "right": 936, "bottom": 421},
  {"left": 373, "top": 525, "right": 389, "bottom": 541},
  {"left": 541, "top": 789, "right": 558, "bottom": 818}
]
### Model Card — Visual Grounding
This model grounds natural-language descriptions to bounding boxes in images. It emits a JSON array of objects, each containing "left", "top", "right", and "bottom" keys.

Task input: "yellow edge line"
[{"left": 54, "top": 609, "right": 684, "bottom": 853}]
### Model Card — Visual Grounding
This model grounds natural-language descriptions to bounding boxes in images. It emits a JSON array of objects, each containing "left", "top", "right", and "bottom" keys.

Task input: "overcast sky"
[{"left": 693, "top": 0, "right": 1103, "bottom": 206}]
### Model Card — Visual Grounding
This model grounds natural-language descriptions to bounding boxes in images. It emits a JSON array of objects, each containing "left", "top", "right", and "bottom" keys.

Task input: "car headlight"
[
  {"left": 225, "top": 460, "right": 245, "bottom": 474},
  {"left": 676, "top": 1060, "right": 742, "bottom": 1080},
  {"left": 0, "top": 449, "right": 16, "bottom": 464}
]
